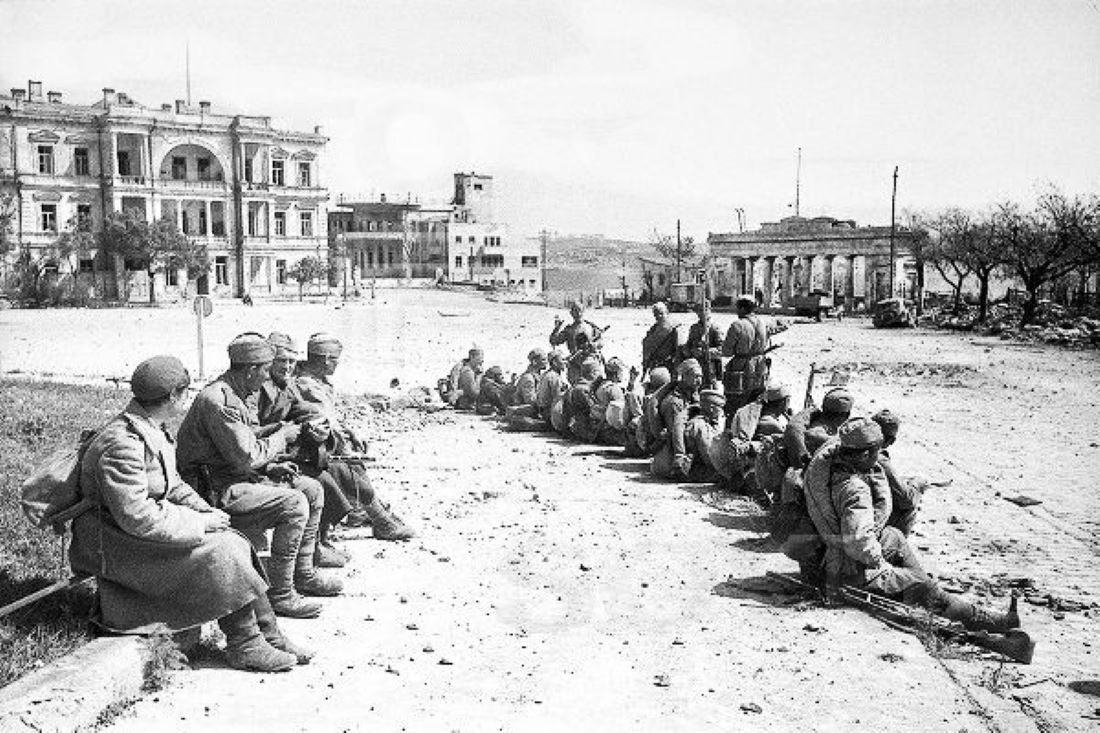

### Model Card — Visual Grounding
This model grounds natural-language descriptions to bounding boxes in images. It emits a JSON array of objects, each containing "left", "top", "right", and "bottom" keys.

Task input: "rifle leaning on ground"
[{"left": 765, "top": 571, "right": 1035, "bottom": 664}]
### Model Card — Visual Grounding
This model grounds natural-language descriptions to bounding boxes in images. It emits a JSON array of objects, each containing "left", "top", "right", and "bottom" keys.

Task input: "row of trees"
[
  {"left": 0, "top": 191, "right": 330, "bottom": 304},
  {"left": 907, "top": 188, "right": 1100, "bottom": 324}
]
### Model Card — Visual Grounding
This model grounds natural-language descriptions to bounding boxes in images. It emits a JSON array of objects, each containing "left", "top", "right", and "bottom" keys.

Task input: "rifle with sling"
[
  {"left": 765, "top": 571, "right": 1035, "bottom": 664},
  {"left": 803, "top": 362, "right": 817, "bottom": 410}
]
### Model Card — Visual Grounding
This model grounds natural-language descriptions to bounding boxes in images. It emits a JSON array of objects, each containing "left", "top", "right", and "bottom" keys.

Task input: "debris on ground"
[{"left": 920, "top": 302, "right": 1100, "bottom": 348}]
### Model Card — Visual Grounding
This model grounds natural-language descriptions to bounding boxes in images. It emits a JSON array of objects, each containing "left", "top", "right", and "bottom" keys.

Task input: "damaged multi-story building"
[{"left": 0, "top": 79, "right": 329, "bottom": 301}]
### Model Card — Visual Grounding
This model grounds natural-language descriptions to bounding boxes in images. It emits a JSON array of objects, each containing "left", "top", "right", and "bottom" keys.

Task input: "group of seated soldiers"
[
  {"left": 439, "top": 296, "right": 1025, "bottom": 639},
  {"left": 73, "top": 332, "right": 415, "bottom": 675}
]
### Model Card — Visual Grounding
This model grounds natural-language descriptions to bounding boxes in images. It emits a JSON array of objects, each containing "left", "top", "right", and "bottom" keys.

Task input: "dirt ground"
[{"left": 2, "top": 289, "right": 1098, "bottom": 732}]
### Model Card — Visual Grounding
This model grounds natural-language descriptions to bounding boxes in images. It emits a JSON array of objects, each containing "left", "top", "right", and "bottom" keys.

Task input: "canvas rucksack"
[{"left": 21, "top": 428, "right": 99, "bottom": 533}]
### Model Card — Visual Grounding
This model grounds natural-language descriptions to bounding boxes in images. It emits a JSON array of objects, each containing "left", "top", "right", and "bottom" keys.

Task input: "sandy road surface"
[{"left": 2, "top": 290, "right": 1099, "bottom": 731}]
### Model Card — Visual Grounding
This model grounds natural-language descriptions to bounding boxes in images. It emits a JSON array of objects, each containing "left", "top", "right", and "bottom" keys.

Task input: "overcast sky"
[{"left": 2, "top": 0, "right": 1098, "bottom": 240}]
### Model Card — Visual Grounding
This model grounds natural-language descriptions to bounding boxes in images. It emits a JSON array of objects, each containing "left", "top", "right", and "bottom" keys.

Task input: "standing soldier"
[
  {"left": 641, "top": 302, "right": 678, "bottom": 376},
  {"left": 176, "top": 334, "right": 341, "bottom": 619},
  {"left": 295, "top": 333, "right": 415, "bottom": 541},
  {"left": 550, "top": 302, "right": 603, "bottom": 382},
  {"left": 681, "top": 302, "right": 723, "bottom": 388},
  {"left": 722, "top": 296, "right": 788, "bottom": 414}
]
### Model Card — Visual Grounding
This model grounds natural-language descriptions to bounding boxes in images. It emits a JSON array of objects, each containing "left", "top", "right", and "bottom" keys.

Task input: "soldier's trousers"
[
  {"left": 317, "top": 461, "right": 375, "bottom": 525},
  {"left": 859, "top": 527, "right": 950, "bottom": 613}
]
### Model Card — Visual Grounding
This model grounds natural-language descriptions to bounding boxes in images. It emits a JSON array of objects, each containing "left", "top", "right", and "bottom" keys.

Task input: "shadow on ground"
[{"left": 712, "top": 574, "right": 816, "bottom": 608}]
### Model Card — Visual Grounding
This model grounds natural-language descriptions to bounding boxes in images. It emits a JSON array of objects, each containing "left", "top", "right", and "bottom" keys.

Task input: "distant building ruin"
[{"left": 708, "top": 216, "right": 918, "bottom": 307}]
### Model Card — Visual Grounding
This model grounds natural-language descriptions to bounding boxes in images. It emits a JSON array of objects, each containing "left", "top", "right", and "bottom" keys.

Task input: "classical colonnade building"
[{"left": 707, "top": 216, "right": 916, "bottom": 308}]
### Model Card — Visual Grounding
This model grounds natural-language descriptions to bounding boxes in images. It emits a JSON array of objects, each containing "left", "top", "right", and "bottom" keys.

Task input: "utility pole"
[
  {"left": 889, "top": 165, "right": 898, "bottom": 298},
  {"left": 675, "top": 218, "right": 682, "bottom": 283},
  {"left": 795, "top": 147, "right": 802, "bottom": 217}
]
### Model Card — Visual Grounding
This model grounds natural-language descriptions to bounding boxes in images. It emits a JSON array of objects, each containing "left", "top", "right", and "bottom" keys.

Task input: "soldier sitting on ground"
[
  {"left": 625, "top": 367, "right": 672, "bottom": 457},
  {"left": 476, "top": 366, "right": 511, "bottom": 416},
  {"left": 708, "top": 381, "right": 792, "bottom": 496},
  {"left": 678, "top": 388, "right": 727, "bottom": 483},
  {"left": 650, "top": 359, "right": 702, "bottom": 479},
  {"left": 439, "top": 348, "right": 484, "bottom": 409},
  {"left": 871, "top": 409, "right": 927, "bottom": 537},
  {"left": 802, "top": 418, "right": 1022, "bottom": 634},
  {"left": 784, "top": 387, "right": 853, "bottom": 470},
  {"left": 562, "top": 357, "right": 603, "bottom": 442},
  {"left": 591, "top": 358, "right": 630, "bottom": 446}
]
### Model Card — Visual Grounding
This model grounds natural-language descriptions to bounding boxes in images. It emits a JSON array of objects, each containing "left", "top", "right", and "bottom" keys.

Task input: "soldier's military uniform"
[
  {"left": 296, "top": 333, "right": 414, "bottom": 541},
  {"left": 176, "top": 335, "right": 336, "bottom": 618}
]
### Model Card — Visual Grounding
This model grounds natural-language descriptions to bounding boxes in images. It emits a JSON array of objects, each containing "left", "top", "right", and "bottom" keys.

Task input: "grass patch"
[{"left": 0, "top": 378, "right": 128, "bottom": 687}]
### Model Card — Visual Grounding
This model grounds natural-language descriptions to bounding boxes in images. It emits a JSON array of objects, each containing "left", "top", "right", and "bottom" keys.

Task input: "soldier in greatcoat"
[{"left": 71, "top": 355, "right": 310, "bottom": 672}]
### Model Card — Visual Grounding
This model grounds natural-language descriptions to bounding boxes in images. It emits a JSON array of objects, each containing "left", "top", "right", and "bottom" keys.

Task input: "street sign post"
[{"left": 193, "top": 295, "right": 213, "bottom": 379}]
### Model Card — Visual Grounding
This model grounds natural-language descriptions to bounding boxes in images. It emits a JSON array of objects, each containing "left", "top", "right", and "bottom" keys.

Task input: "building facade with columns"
[
  {"left": 0, "top": 79, "right": 328, "bottom": 301},
  {"left": 707, "top": 216, "right": 918, "bottom": 309}
]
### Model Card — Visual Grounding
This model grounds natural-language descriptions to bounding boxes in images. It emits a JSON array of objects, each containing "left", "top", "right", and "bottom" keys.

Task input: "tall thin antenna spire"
[
  {"left": 186, "top": 41, "right": 192, "bottom": 105},
  {"left": 795, "top": 146, "right": 802, "bottom": 217}
]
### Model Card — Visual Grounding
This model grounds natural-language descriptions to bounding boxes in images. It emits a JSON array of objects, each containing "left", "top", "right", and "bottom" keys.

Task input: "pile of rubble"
[{"left": 920, "top": 301, "right": 1100, "bottom": 348}]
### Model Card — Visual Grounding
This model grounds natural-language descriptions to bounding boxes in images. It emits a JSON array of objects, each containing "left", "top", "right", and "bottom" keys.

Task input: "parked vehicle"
[
  {"left": 789, "top": 290, "right": 834, "bottom": 321},
  {"left": 872, "top": 297, "right": 914, "bottom": 328}
]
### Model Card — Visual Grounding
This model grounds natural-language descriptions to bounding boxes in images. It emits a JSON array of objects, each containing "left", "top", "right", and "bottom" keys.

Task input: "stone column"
[
  {"left": 781, "top": 256, "right": 794, "bottom": 305},
  {"left": 204, "top": 201, "right": 211, "bottom": 236},
  {"left": 761, "top": 257, "right": 774, "bottom": 306},
  {"left": 175, "top": 200, "right": 183, "bottom": 233},
  {"left": 824, "top": 255, "right": 835, "bottom": 296},
  {"left": 845, "top": 255, "right": 856, "bottom": 301}
]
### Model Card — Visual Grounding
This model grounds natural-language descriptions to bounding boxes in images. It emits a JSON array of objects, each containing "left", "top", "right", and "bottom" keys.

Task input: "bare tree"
[
  {"left": 648, "top": 227, "right": 695, "bottom": 283},
  {"left": 954, "top": 211, "right": 1004, "bottom": 322},
  {"left": 926, "top": 208, "right": 975, "bottom": 312},
  {"left": 997, "top": 189, "right": 1096, "bottom": 324}
]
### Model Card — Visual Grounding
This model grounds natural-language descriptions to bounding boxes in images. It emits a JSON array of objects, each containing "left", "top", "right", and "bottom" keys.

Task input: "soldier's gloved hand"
[
  {"left": 280, "top": 421, "right": 302, "bottom": 444},
  {"left": 267, "top": 461, "right": 300, "bottom": 482}
]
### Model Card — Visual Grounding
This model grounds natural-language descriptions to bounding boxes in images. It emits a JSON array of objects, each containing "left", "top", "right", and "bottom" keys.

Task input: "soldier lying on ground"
[
  {"left": 72, "top": 355, "right": 311, "bottom": 672},
  {"left": 176, "top": 333, "right": 340, "bottom": 619},
  {"left": 294, "top": 333, "right": 414, "bottom": 542},
  {"left": 802, "top": 418, "right": 1021, "bottom": 633}
]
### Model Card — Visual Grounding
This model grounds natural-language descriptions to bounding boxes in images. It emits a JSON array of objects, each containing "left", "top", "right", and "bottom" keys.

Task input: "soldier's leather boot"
[
  {"left": 314, "top": 524, "right": 348, "bottom": 568},
  {"left": 218, "top": 605, "right": 296, "bottom": 673},
  {"left": 943, "top": 593, "right": 1021, "bottom": 633},
  {"left": 365, "top": 496, "right": 415, "bottom": 541},
  {"left": 268, "top": 520, "right": 323, "bottom": 618},
  {"left": 252, "top": 595, "right": 314, "bottom": 665}
]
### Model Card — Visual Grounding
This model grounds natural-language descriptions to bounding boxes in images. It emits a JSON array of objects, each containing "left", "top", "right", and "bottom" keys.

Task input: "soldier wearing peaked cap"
[
  {"left": 295, "top": 333, "right": 415, "bottom": 542},
  {"left": 175, "top": 333, "right": 339, "bottom": 620}
]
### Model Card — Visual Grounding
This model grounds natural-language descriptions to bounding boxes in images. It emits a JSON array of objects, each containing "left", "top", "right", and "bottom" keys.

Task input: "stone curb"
[{"left": 0, "top": 636, "right": 145, "bottom": 732}]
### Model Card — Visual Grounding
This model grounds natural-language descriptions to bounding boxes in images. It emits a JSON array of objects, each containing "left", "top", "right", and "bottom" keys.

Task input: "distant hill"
[{"left": 543, "top": 234, "right": 655, "bottom": 300}]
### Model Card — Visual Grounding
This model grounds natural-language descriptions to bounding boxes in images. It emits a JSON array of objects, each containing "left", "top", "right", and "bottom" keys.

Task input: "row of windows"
[
  {"left": 37, "top": 203, "right": 93, "bottom": 232},
  {"left": 34, "top": 145, "right": 313, "bottom": 186},
  {"left": 453, "top": 234, "right": 503, "bottom": 247},
  {"left": 36, "top": 203, "right": 314, "bottom": 236},
  {"left": 453, "top": 255, "right": 539, "bottom": 267}
]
